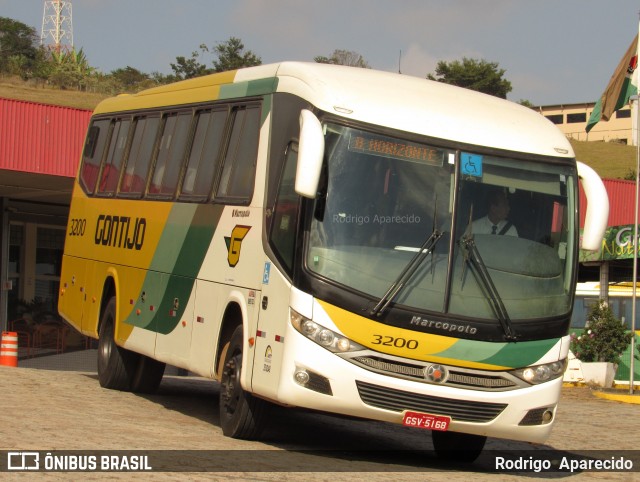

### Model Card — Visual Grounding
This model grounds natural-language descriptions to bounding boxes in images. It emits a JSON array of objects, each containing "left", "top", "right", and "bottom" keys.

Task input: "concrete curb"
[{"left": 592, "top": 389, "right": 640, "bottom": 404}]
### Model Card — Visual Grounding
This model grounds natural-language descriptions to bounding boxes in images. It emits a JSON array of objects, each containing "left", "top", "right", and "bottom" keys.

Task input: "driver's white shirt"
[{"left": 470, "top": 216, "right": 518, "bottom": 236}]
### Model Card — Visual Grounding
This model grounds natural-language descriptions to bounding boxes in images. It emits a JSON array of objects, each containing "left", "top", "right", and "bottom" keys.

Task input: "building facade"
[
  {"left": 0, "top": 98, "right": 91, "bottom": 337},
  {"left": 536, "top": 102, "right": 635, "bottom": 144}
]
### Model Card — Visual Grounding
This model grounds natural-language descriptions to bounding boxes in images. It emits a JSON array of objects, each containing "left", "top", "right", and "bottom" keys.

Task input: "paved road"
[{"left": 0, "top": 364, "right": 638, "bottom": 481}]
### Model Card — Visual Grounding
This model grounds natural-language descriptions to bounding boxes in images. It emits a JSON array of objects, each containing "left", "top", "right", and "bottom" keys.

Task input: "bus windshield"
[{"left": 307, "top": 123, "right": 577, "bottom": 323}]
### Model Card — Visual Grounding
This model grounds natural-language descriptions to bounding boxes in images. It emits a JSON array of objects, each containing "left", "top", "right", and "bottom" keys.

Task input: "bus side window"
[
  {"left": 97, "top": 119, "right": 131, "bottom": 195},
  {"left": 80, "top": 119, "right": 110, "bottom": 194},
  {"left": 149, "top": 112, "right": 191, "bottom": 197},
  {"left": 216, "top": 104, "right": 260, "bottom": 203},
  {"left": 269, "top": 143, "right": 299, "bottom": 272},
  {"left": 179, "top": 109, "right": 227, "bottom": 201},
  {"left": 120, "top": 116, "right": 160, "bottom": 196}
]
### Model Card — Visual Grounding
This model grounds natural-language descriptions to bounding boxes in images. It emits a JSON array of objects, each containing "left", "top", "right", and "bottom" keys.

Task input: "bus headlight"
[
  {"left": 290, "top": 309, "right": 365, "bottom": 353},
  {"left": 510, "top": 359, "right": 567, "bottom": 385}
]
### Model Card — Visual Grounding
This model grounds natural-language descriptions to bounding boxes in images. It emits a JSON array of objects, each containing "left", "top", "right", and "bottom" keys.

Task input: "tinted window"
[
  {"left": 567, "top": 113, "right": 586, "bottom": 123},
  {"left": 269, "top": 144, "right": 299, "bottom": 271},
  {"left": 80, "top": 119, "right": 110, "bottom": 193},
  {"left": 545, "top": 114, "right": 563, "bottom": 125},
  {"left": 98, "top": 119, "right": 131, "bottom": 194},
  {"left": 121, "top": 116, "right": 160, "bottom": 195},
  {"left": 150, "top": 112, "right": 192, "bottom": 197},
  {"left": 216, "top": 105, "right": 260, "bottom": 202},
  {"left": 180, "top": 109, "right": 227, "bottom": 200}
]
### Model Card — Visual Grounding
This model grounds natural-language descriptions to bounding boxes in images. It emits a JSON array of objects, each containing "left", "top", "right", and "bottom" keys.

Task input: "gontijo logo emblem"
[{"left": 225, "top": 225, "right": 251, "bottom": 267}]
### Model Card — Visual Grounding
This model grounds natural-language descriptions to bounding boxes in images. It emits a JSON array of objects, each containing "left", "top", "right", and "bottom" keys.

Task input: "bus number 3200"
[
  {"left": 371, "top": 335, "right": 418, "bottom": 349},
  {"left": 68, "top": 218, "right": 87, "bottom": 236}
]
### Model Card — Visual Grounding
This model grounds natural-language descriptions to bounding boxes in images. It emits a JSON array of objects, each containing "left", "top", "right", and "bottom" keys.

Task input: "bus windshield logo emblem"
[
  {"left": 425, "top": 364, "right": 448, "bottom": 383},
  {"left": 225, "top": 225, "right": 251, "bottom": 267}
]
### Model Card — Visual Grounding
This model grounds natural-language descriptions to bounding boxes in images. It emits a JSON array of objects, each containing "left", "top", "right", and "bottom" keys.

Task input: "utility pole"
[{"left": 41, "top": 0, "right": 73, "bottom": 53}]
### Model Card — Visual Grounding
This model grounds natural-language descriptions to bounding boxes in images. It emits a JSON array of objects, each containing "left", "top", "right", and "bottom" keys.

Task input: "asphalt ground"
[{"left": 0, "top": 362, "right": 638, "bottom": 481}]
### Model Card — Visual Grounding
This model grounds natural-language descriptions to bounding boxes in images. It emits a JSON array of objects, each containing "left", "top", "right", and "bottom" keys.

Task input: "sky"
[{"left": 2, "top": 0, "right": 640, "bottom": 105}]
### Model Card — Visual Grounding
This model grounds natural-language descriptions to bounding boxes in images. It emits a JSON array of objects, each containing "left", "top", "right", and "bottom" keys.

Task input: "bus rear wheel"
[
  {"left": 131, "top": 355, "right": 166, "bottom": 394},
  {"left": 432, "top": 430, "right": 487, "bottom": 463},
  {"left": 219, "top": 325, "right": 269, "bottom": 439},
  {"left": 97, "top": 297, "right": 138, "bottom": 391}
]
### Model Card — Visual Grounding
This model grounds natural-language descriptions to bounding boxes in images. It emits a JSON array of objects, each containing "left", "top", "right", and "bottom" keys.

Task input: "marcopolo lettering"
[
  {"left": 410, "top": 316, "right": 478, "bottom": 335},
  {"left": 95, "top": 214, "right": 146, "bottom": 250}
]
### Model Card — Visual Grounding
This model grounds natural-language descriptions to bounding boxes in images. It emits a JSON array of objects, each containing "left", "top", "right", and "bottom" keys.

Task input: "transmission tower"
[{"left": 41, "top": 0, "right": 73, "bottom": 53}]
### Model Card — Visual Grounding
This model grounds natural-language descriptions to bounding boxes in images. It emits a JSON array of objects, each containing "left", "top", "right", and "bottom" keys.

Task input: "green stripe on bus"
[
  {"left": 154, "top": 204, "right": 223, "bottom": 334},
  {"left": 126, "top": 204, "right": 223, "bottom": 333},
  {"left": 436, "top": 337, "right": 558, "bottom": 369},
  {"left": 219, "top": 78, "right": 278, "bottom": 100}
]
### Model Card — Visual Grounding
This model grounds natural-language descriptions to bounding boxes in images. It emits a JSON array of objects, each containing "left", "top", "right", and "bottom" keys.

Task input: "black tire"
[
  {"left": 219, "top": 325, "right": 269, "bottom": 439},
  {"left": 131, "top": 355, "right": 166, "bottom": 394},
  {"left": 97, "top": 297, "right": 139, "bottom": 391},
  {"left": 432, "top": 430, "right": 487, "bottom": 463}
]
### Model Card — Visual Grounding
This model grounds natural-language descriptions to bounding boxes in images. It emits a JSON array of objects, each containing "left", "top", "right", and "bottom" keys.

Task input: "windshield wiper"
[
  {"left": 369, "top": 229, "right": 443, "bottom": 317},
  {"left": 459, "top": 234, "right": 518, "bottom": 341}
]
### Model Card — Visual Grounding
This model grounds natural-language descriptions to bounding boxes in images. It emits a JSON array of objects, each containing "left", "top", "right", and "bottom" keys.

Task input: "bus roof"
[{"left": 93, "top": 61, "right": 573, "bottom": 159}]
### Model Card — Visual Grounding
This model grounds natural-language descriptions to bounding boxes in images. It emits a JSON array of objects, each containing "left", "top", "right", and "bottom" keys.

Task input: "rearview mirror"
[
  {"left": 577, "top": 160, "right": 608, "bottom": 251},
  {"left": 295, "top": 110, "right": 325, "bottom": 198}
]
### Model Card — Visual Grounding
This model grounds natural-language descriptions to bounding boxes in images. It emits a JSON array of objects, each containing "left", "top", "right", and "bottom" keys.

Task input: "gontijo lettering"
[{"left": 94, "top": 214, "right": 146, "bottom": 250}]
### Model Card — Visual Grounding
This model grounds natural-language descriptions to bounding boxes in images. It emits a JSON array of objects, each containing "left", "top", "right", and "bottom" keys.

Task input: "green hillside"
[
  {"left": 0, "top": 76, "right": 106, "bottom": 111},
  {"left": 569, "top": 139, "right": 636, "bottom": 180}
]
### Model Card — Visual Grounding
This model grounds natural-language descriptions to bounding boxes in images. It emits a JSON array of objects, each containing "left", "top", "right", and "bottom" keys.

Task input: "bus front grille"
[
  {"left": 356, "top": 380, "right": 507, "bottom": 423},
  {"left": 347, "top": 354, "right": 521, "bottom": 391}
]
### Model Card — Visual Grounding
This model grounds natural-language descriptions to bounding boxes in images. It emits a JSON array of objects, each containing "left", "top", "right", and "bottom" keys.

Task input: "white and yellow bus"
[{"left": 58, "top": 62, "right": 608, "bottom": 460}]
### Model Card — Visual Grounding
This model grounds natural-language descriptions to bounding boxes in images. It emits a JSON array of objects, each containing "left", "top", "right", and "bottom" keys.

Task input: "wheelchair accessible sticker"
[
  {"left": 262, "top": 262, "right": 271, "bottom": 284},
  {"left": 461, "top": 152, "right": 483, "bottom": 177}
]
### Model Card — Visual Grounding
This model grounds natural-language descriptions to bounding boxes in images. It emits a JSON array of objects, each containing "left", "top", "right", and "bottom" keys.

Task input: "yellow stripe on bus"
[{"left": 317, "top": 300, "right": 511, "bottom": 370}]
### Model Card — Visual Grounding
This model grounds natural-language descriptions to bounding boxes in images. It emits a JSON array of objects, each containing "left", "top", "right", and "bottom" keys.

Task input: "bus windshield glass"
[{"left": 307, "top": 124, "right": 577, "bottom": 322}]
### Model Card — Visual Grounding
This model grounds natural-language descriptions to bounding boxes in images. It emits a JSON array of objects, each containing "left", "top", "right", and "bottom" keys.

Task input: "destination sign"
[{"left": 348, "top": 134, "right": 444, "bottom": 166}]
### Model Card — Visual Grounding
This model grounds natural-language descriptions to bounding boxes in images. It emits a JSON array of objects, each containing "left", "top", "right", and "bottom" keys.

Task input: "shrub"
[{"left": 570, "top": 301, "right": 633, "bottom": 364}]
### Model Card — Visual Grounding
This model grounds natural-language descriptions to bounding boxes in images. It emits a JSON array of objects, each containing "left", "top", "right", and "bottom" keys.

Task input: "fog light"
[
  {"left": 294, "top": 369, "right": 310, "bottom": 386},
  {"left": 293, "top": 367, "right": 333, "bottom": 395},
  {"left": 519, "top": 406, "right": 555, "bottom": 426}
]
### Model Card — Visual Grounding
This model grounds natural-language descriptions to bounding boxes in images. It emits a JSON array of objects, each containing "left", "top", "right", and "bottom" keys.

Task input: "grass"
[
  {"left": 0, "top": 76, "right": 636, "bottom": 180},
  {"left": 570, "top": 139, "right": 637, "bottom": 180},
  {"left": 0, "top": 76, "right": 106, "bottom": 111}
]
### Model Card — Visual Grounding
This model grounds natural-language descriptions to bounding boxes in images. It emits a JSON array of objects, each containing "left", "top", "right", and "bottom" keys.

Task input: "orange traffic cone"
[{"left": 0, "top": 331, "right": 18, "bottom": 367}]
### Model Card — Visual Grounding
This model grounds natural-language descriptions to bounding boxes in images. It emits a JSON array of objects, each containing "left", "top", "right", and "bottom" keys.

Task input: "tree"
[
  {"left": 110, "top": 66, "right": 156, "bottom": 92},
  {"left": 314, "top": 49, "right": 370, "bottom": 68},
  {"left": 48, "top": 48, "right": 96, "bottom": 90},
  {"left": 0, "top": 17, "right": 39, "bottom": 76},
  {"left": 210, "top": 37, "right": 261, "bottom": 72},
  {"left": 110, "top": 66, "right": 148, "bottom": 88},
  {"left": 427, "top": 57, "right": 512, "bottom": 99},
  {"left": 170, "top": 48, "right": 210, "bottom": 80}
]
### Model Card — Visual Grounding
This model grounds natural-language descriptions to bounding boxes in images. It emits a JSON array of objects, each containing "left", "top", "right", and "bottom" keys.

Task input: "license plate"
[{"left": 402, "top": 410, "right": 451, "bottom": 431}]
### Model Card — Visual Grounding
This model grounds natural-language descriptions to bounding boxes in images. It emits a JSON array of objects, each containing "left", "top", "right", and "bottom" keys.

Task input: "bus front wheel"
[
  {"left": 432, "top": 430, "right": 487, "bottom": 463},
  {"left": 219, "top": 325, "right": 269, "bottom": 439}
]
